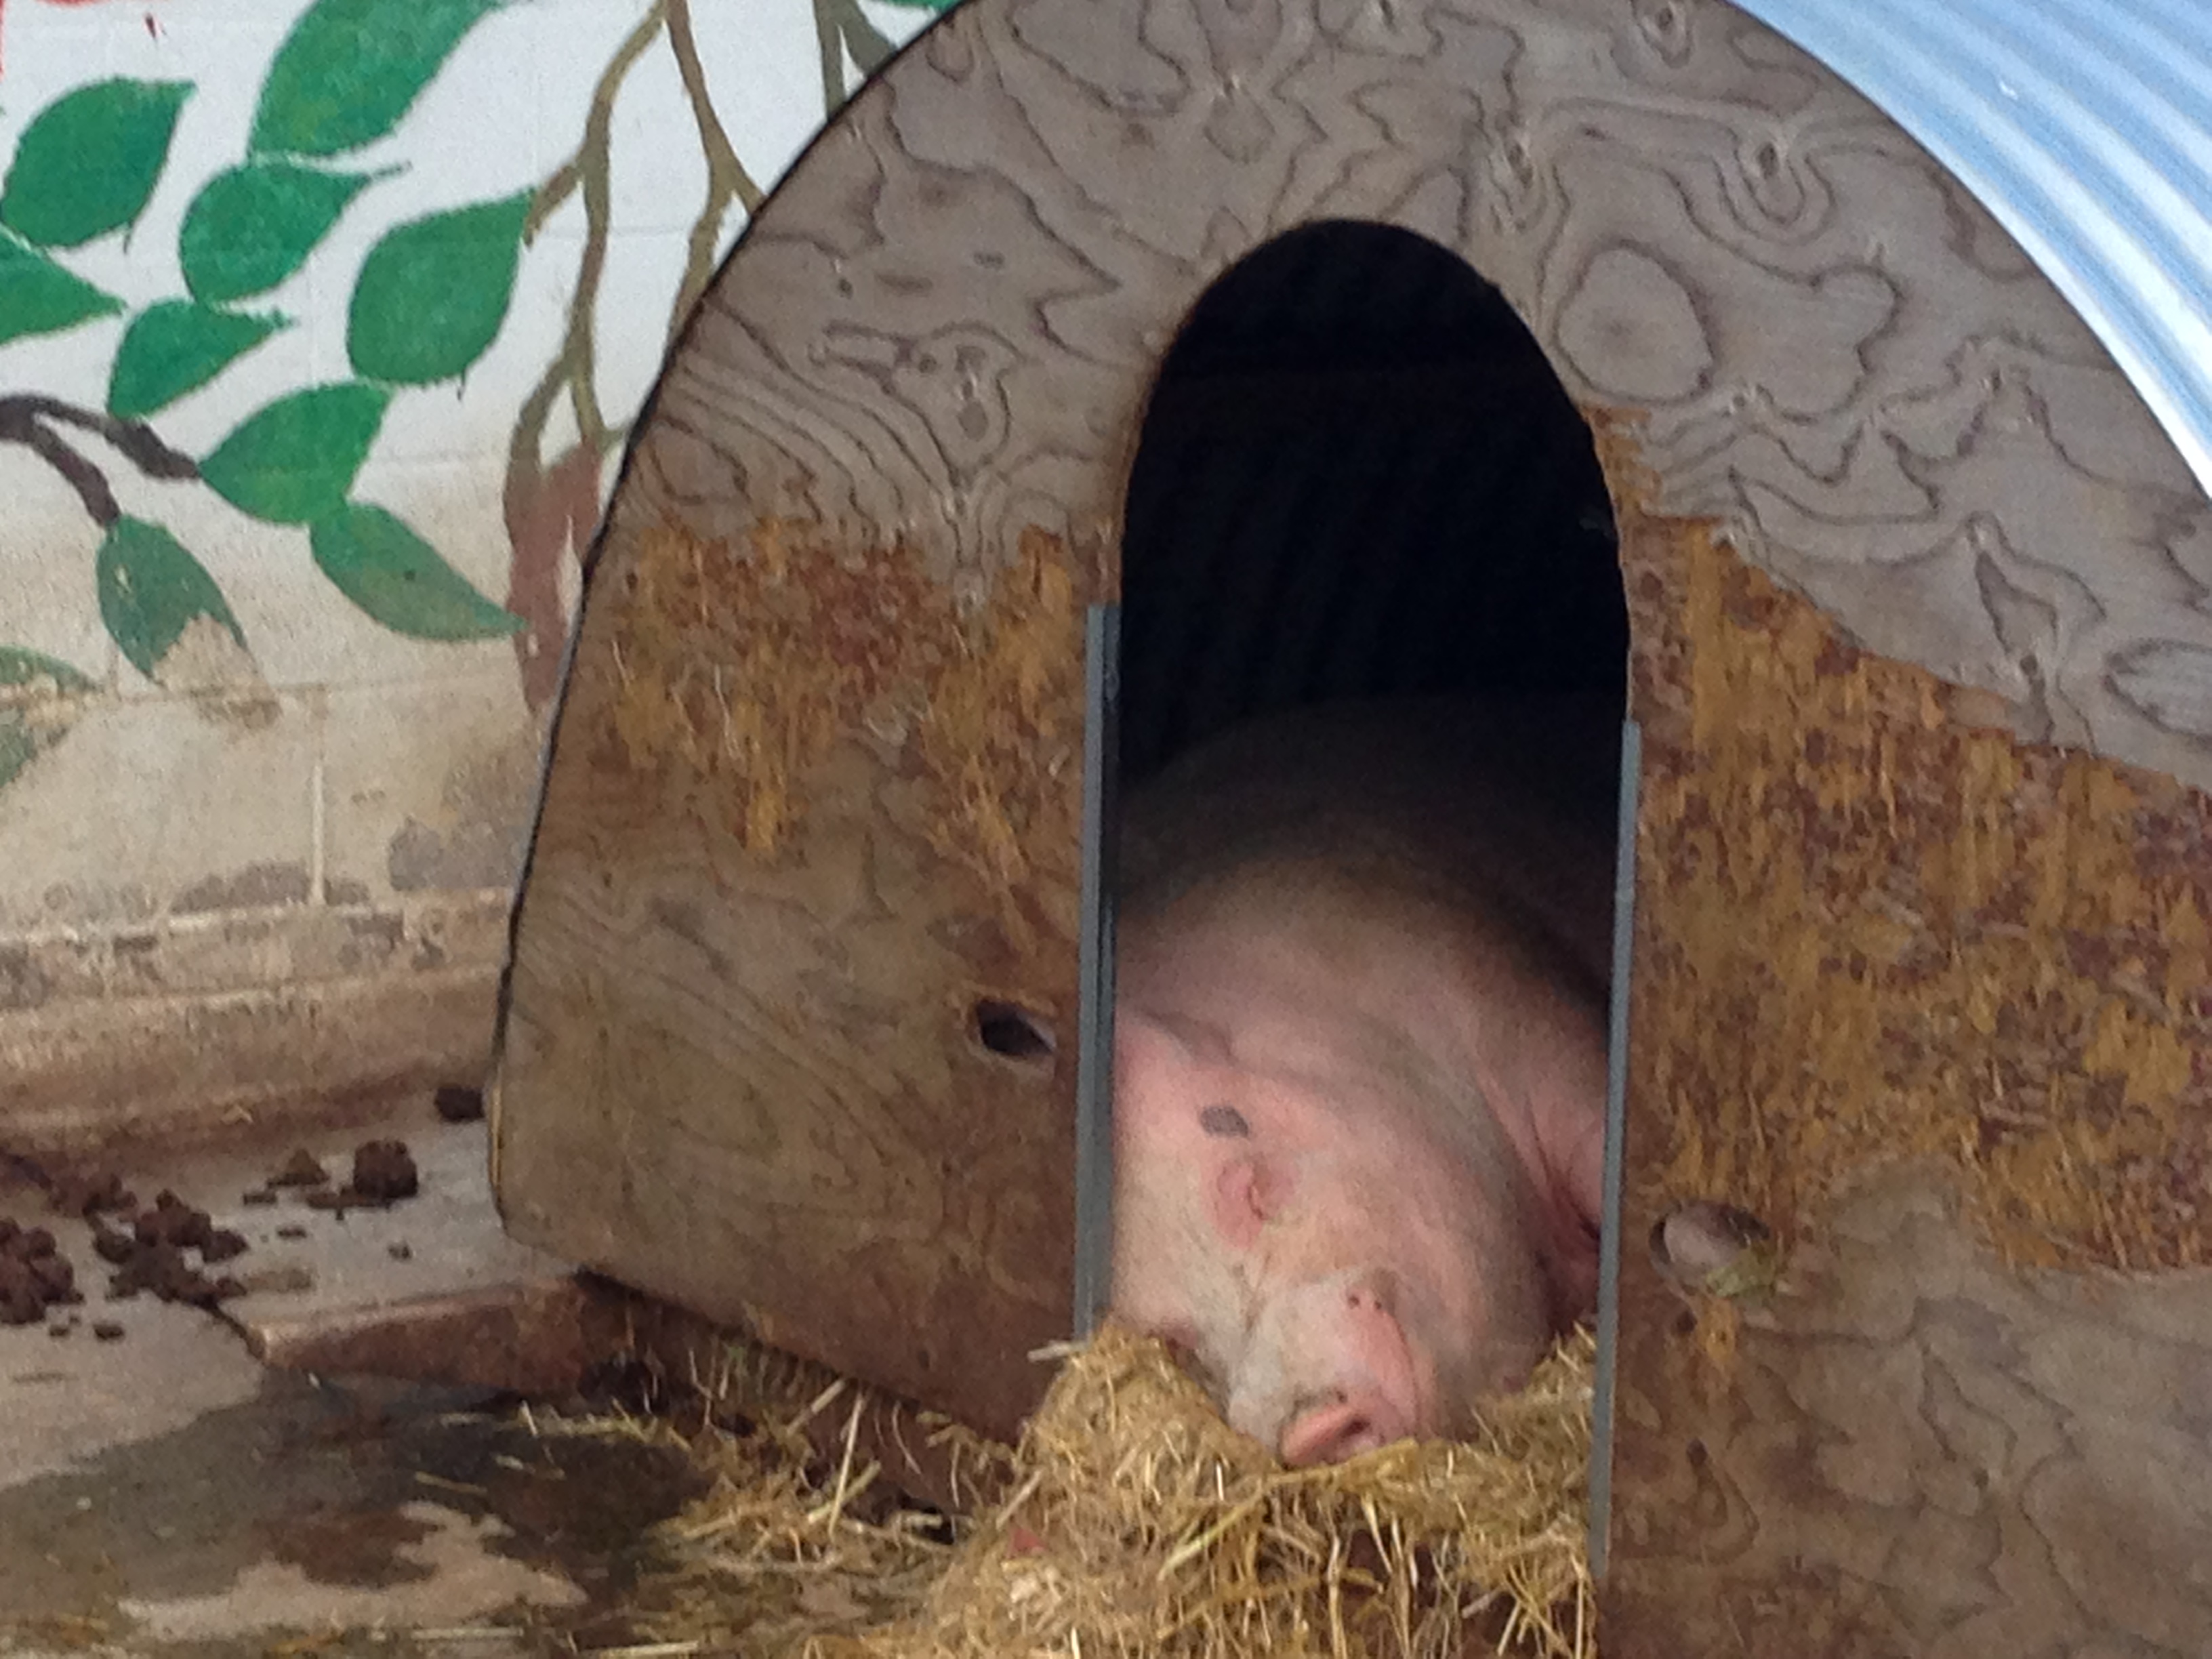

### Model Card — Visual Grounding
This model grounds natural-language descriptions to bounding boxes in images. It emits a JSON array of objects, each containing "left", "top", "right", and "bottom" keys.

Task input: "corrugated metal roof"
[{"left": 1735, "top": 0, "right": 2212, "bottom": 497}]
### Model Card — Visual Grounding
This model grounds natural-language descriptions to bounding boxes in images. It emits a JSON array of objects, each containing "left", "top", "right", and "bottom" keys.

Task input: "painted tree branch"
[
  {"left": 5, "top": 396, "right": 198, "bottom": 479},
  {"left": 665, "top": 0, "right": 766, "bottom": 345},
  {"left": 529, "top": 0, "right": 667, "bottom": 463},
  {"left": 504, "top": 3, "right": 670, "bottom": 710},
  {"left": 518, "top": 2, "right": 667, "bottom": 242},
  {"left": 814, "top": 0, "right": 846, "bottom": 125},
  {"left": 0, "top": 394, "right": 200, "bottom": 531},
  {"left": 516, "top": 0, "right": 668, "bottom": 466},
  {"left": 10, "top": 418, "right": 117, "bottom": 529},
  {"left": 814, "top": 0, "right": 894, "bottom": 112}
]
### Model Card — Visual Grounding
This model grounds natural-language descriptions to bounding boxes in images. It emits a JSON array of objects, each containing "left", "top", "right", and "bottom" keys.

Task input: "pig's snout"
[
  {"left": 1229, "top": 1269, "right": 1426, "bottom": 1467},
  {"left": 1278, "top": 1389, "right": 1406, "bottom": 1467}
]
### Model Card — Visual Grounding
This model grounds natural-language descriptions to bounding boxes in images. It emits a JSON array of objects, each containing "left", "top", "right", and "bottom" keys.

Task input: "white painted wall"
[{"left": 0, "top": 0, "right": 939, "bottom": 1132}]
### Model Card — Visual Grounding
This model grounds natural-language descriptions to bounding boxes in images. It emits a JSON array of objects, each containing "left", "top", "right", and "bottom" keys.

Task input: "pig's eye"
[{"left": 1199, "top": 1103, "right": 1250, "bottom": 1138}]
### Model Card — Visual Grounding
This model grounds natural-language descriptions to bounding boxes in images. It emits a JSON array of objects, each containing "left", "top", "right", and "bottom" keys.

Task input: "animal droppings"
[
  {"left": 266, "top": 1149, "right": 329, "bottom": 1189},
  {"left": 0, "top": 1218, "right": 81, "bottom": 1325},
  {"left": 434, "top": 1084, "right": 485, "bottom": 1123}
]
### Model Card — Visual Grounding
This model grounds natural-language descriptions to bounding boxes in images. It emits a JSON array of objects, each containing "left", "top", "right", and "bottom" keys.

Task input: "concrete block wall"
[{"left": 0, "top": 0, "right": 940, "bottom": 1147}]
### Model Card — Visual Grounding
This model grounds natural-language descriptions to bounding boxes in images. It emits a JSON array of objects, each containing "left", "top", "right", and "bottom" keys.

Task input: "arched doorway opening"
[
  {"left": 1093, "top": 220, "right": 1634, "bottom": 1479},
  {"left": 1117, "top": 220, "right": 1626, "bottom": 785}
]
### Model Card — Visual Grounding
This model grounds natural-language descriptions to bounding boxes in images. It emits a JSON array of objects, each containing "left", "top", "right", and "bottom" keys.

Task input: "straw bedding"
[{"left": 604, "top": 1322, "right": 1597, "bottom": 1659}]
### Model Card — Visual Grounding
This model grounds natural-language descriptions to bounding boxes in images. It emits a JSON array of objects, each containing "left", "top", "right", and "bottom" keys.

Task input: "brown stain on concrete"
[
  {"left": 0, "top": 1372, "right": 704, "bottom": 1639},
  {"left": 171, "top": 863, "right": 313, "bottom": 915}
]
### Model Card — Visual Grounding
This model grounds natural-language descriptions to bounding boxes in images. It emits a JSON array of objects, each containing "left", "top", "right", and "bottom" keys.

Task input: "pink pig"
[{"left": 1109, "top": 697, "right": 1616, "bottom": 1465}]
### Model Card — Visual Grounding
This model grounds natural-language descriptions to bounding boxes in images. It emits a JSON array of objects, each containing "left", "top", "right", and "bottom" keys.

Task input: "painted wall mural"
[
  {"left": 1, "top": 0, "right": 943, "bottom": 802},
  {"left": 0, "top": 0, "right": 943, "bottom": 1125}
]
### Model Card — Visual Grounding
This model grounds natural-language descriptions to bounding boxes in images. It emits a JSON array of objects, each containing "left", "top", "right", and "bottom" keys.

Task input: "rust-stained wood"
[
  {"left": 497, "top": 523, "right": 1094, "bottom": 1440},
  {"left": 495, "top": 0, "right": 2212, "bottom": 1640},
  {"left": 1608, "top": 423, "right": 2212, "bottom": 1277},
  {"left": 244, "top": 1277, "right": 602, "bottom": 1397},
  {"left": 575, "top": 1278, "right": 1019, "bottom": 1521},
  {"left": 1606, "top": 424, "right": 2212, "bottom": 1655}
]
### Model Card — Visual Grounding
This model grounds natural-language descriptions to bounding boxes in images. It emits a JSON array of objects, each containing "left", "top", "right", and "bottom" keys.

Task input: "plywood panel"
[
  {"left": 497, "top": 523, "right": 1097, "bottom": 1437},
  {"left": 1610, "top": 1169, "right": 2212, "bottom": 1658},
  {"left": 1604, "top": 418, "right": 2212, "bottom": 1654}
]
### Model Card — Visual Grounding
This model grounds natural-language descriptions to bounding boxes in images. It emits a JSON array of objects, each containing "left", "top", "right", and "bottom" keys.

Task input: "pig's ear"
[
  {"left": 1134, "top": 1004, "right": 1235, "bottom": 1063},
  {"left": 1114, "top": 1005, "right": 1219, "bottom": 1080}
]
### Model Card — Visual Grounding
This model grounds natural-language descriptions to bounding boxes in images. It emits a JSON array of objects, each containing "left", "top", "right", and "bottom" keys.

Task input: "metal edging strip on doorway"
[
  {"left": 1588, "top": 714, "right": 1642, "bottom": 1578},
  {"left": 1073, "top": 602, "right": 1122, "bottom": 1338}
]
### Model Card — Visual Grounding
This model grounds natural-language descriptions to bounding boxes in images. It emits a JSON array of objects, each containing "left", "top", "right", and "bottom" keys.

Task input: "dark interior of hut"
[{"left": 1115, "top": 218, "right": 1629, "bottom": 787}]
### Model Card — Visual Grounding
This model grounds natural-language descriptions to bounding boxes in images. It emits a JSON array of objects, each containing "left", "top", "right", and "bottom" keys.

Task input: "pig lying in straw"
[{"left": 1110, "top": 697, "right": 1616, "bottom": 1466}]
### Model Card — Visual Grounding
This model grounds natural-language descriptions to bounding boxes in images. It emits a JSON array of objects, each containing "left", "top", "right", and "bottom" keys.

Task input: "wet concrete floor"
[{"left": 0, "top": 1100, "right": 705, "bottom": 1659}]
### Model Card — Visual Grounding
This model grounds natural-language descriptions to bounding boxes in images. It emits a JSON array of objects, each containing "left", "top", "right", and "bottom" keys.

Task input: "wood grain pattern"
[
  {"left": 1610, "top": 1167, "right": 2212, "bottom": 1659},
  {"left": 1608, "top": 434, "right": 2212, "bottom": 1277},
  {"left": 1607, "top": 421, "right": 2212, "bottom": 1652},
  {"left": 497, "top": 522, "right": 1095, "bottom": 1439},
  {"left": 494, "top": 0, "right": 2212, "bottom": 1638}
]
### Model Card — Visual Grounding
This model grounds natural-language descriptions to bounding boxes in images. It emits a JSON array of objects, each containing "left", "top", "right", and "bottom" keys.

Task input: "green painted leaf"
[
  {"left": 0, "top": 642, "right": 98, "bottom": 790},
  {"left": 0, "top": 79, "right": 192, "bottom": 249},
  {"left": 180, "top": 160, "right": 377, "bottom": 304},
  {"left": 0, "top": 644, "right": 100, "bottom": 787},
  {"left": 96, "top": 517, "right": 245, "bottom": 678},
  {"left": 310, "top": 503, "right": 521, "bottom": 639},
  {"left": 0, "top": 234, "right": 122, "bottom": 346},
  {"left": 200, "top": 382, "right": 389, "bottom": 524},
  {"left": 346, "top": 192, "right": 529, "bottom": 386},
  {"left": 0, "top": 647, "right": 96, "bottom": 695},
  {"left": 108, "top": 302, "right": 287, "bottom": 419},
  {"left": 251, "top": 0, "right": 504, "bottom": 159},
  {"left": 0, "top": 720, "right": 41, "bottom": 791}
]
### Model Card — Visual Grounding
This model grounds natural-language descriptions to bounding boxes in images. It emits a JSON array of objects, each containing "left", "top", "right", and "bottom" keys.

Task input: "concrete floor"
[{"left": 0, "top": 1101, "right": 705, "bottom": 1659}]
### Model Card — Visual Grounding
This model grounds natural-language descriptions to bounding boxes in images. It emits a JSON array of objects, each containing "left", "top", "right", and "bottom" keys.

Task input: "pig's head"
[
  {"left": 1108, "top": 1008, "right": 1268, "bottom": 1397},
  {"left": 1109, "top": 1000, "right": 1558, "bottom": 1465},
  {"left": 1216, "top": 1132, "right": 1557, "bottom": 1462}
]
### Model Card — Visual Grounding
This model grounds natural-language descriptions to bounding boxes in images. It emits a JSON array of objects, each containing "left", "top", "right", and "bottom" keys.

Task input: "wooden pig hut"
[{"left": 490, "top": 0, "right": 2212, "bottom": 1650}]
